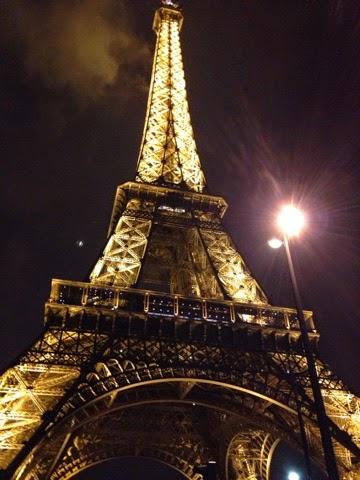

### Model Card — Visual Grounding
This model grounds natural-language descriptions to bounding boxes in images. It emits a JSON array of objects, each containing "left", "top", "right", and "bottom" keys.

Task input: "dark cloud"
[{"left": 1, "top": 0, "right": 150, "bottom": 102}]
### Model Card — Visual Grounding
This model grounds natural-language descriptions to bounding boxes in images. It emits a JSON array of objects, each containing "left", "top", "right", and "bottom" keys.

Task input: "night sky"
[{"left": 1, "top": 0, "right": 360, "bottom": 478}]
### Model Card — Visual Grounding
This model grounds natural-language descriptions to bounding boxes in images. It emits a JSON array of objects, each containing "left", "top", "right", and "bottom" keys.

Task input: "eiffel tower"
[{"left": 1, "top": 1, "right": 360, "bottom": 479}]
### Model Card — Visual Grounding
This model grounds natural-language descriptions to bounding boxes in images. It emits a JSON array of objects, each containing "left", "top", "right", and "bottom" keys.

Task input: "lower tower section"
[{"left": 1, "top": 271, "right": 359, "bottom": 478}]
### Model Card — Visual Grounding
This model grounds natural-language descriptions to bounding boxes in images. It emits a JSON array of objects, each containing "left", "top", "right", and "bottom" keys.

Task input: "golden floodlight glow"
[
  {"left": 277, "top": 205, "right": 305, "bottom": 237},
  {"left": 268, "top": 238, "right": 283, "bottom": 249}
]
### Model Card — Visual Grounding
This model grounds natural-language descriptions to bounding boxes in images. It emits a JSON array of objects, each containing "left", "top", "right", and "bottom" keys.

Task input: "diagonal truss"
[
  {"left": 0, "top": 361, "right": 79, "bottom": 470},
  {"left": 90, "top": 199, "right": 153, "bottom": 286},
  {"left": 199, "top": 227, "right": 268, "bottom": 304}
]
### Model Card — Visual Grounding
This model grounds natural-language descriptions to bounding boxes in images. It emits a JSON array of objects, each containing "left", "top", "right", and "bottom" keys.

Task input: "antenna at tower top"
[{"left": 161, "top": 0, "right": 179, "bottom": 8}]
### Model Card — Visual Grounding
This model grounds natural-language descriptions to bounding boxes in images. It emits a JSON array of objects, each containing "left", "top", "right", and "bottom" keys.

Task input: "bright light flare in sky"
[
  {"left": 277, "top": 205, "right": 305, "bottom": 237},
  {"left": 288, "top": 472, "right": 300, "bottom": 480}
]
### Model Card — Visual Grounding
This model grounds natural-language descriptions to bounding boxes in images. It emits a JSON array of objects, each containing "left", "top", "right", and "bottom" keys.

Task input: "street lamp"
[
  {"left": 288, "top": 472, "right": 300, "bottom": 480},
  {"left": 278, "top": 205, "right": 305, "bottom": 237},
  {"left": 270, "top": 204, "right": 339, "bottom": 480}
]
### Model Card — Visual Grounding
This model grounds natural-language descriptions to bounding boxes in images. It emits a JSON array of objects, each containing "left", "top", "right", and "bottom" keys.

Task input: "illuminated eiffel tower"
[{"left": 1, "top": 1, "right": 359, "bottom": 479}]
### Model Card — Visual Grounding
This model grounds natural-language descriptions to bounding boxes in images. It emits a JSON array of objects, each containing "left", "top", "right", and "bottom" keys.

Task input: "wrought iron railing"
[{"left": 48, "top": 279, "right": 315, "bottom": 332}]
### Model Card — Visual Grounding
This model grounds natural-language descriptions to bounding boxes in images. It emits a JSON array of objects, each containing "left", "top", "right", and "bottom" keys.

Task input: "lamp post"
[{"left": 270, "top": 205, "right": 339, "bottom": 480}]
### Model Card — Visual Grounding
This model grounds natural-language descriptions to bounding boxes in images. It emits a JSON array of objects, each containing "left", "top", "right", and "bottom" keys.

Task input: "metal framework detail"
[
  {"left": 46, "top": 406, "right": 209, "bottom": 480},
  {"left": 7, "top": 324, "right": 358, "bottom": 479},
  {"left": 227, "top": 430, "right": 280, "bottom": 480},
  {"left": 200, "top": 228, "right": 268, "bottom": 304},
  {"left": 90, "top": 199, "right": 153, "bottom": 286},
  {"left": 0, "top": 363, "right": 79, "bottom": 469}
]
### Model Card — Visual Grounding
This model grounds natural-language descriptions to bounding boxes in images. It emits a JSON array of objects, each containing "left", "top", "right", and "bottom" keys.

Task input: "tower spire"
[{"left": 136, "top": 2, "right": 205, "bottom": 192}]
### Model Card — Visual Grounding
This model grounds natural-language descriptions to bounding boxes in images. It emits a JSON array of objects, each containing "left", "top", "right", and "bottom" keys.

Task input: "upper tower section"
[{"left": 136, "top": 1, "right": 206, "bottom": 193}]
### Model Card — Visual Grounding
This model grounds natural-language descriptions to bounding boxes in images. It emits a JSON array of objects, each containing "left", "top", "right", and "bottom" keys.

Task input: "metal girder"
[
  {"left": 19, "top": 405, "right": 210, "bottom": 480},
  {"left": 2, "top": 333, "right": 359, "bottom": 478},
  {"left": 90, "top": 199, "right": 154, "bottom": 287},
  {"left": 227, "top": 429, "right": 280, "bottom": 480},
  {"left": 199, "top": 228, "right": 268, "bottom": 304},
  {"left": 0, "top": 363, "right": 79, "bottom": 469},
  {"left": 12, "top": 384, "right": 290, "bottom": 480},
  {"left": 322, "top": 391, "right": 360, "bottom": 470},
  {"left": 44, "top": 343, "right": 338, "bottom": 427},
  {"left": 137, "top": 223, "right": 225, "bottom": 297}
]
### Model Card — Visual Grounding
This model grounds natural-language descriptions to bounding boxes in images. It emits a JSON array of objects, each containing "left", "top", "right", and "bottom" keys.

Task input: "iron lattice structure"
[{"left": 1, "top": 3, "right": 360, "bottom": 480}]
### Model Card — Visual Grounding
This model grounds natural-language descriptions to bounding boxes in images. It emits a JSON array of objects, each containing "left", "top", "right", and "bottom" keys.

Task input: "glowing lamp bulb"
[
  {"left": 288, "top": 472, "right": 300, "bottom": 480},
  {"left": 268, "top": 238, "right": 283, "bottom": 249},
  {"left": 277, "top": 205, "right": 305, "bottom": 237}
]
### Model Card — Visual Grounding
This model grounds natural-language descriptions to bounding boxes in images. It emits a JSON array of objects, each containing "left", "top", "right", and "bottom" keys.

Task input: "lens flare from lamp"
[
  {"left": 268, "top": 238, "right": 283, "bottom": 249},
  {"left": 288, "top": 472, "right": 300, "bottom": 480},
  {"left": 277, "top": 205, "right": 305, "bottom": 237}
]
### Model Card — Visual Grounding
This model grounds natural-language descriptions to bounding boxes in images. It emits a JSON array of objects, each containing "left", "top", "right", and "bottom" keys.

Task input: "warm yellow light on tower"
[{"left": 277, "top": 205, "right": 305, "bottom": 237}]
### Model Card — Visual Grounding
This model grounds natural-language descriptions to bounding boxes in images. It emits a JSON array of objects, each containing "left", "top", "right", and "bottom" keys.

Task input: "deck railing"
[{"left": 49, "top": 279, "right": 315, "bottom": 332}]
